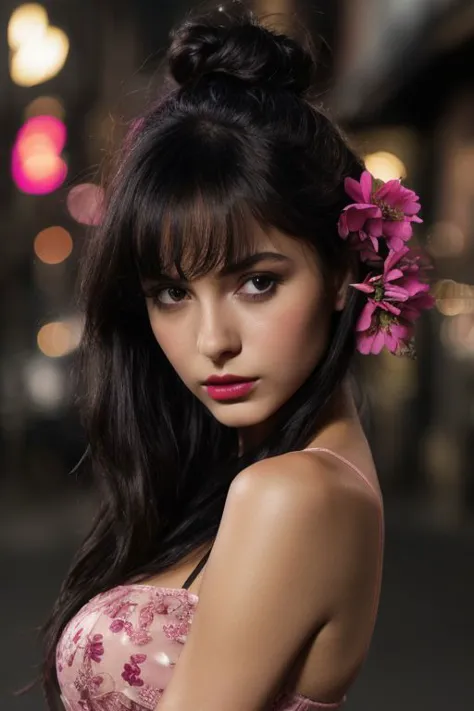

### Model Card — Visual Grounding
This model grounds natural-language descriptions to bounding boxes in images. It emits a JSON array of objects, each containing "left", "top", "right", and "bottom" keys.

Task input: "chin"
[{"left": 204, "top": 399, "right": 280, "bottom": 429}]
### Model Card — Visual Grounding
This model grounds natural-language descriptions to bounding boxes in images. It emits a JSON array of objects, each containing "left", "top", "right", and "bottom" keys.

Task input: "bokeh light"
[
  {"left": 12, "top": 115, "right": 67, "bottom": 195},
  {"left": 364, "top": 151, "right": 407, "bottom": 181},
  {"left": 17, "top": 114, "right": 66, "bottom": 154},
  {"left": 67, "top": 183, "right": 105, "bottom": 225},
  {"left": 24, "top": 95, "right": 65, "bottom": 122},
  {"left": 8, "top": 3, "right": 47, "bottom": 49},
  {"left": 434, "top": 279, "right": 474, "bottom": 316},
  {"left": 441, "top": 314, "right": 474, "bottom": 357},
  {"left": 8, "top": 4, "right": 69, "bottom": 88},
  {"left": 23, "top": 355, "right": 66, "bottom": 410},
  {"left": 34, "top": 226, "right": 73, "bottom": 264},
  {"left": 427, "top": 221, "right": 466, "bottom": 257},
  {"left": 37, "top": 319, "right": 81, "bottom": 358}
]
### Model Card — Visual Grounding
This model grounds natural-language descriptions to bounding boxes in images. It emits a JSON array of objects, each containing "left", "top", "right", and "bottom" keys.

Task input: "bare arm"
[{"left": 158, "top": 452, "right": 382, "bottom": 711}]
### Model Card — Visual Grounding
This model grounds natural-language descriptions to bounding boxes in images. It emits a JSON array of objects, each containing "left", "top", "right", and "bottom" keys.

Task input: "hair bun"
[{"left": 168, "top": 7, "right": 314, "bottom": 96}]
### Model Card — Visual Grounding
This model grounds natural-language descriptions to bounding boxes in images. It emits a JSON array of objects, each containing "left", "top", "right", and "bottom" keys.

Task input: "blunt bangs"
[
  {"left": 132, "top": 189, "right": 272, "bottom": 284},
  {"left": 118, "top": 110, "right": 280, "bottom": 284}
]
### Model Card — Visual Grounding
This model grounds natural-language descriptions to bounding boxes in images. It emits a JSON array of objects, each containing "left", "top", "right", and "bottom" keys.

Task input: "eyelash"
[{"left": 149, "top": 273, "right": 284, "bottom": 310}]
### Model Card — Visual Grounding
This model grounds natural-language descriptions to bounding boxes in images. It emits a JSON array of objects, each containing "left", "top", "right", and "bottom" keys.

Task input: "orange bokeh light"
[
  {"left": 34, "top": 226, "right": 73, "bottom": 264},
  {"left": 37, "top": 321, "right": 76, "bottom": 357}
]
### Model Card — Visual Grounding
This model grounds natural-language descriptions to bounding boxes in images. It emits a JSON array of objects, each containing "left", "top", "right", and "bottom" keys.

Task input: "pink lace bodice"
[{"left": 56, "top": 583, "right": 345, "bottom": 711}]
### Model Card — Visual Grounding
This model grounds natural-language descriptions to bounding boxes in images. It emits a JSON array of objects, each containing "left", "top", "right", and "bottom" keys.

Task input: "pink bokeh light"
[
  {"left": 12, "top": 115, "right": 68, "bottom": 195},
  {"left": 67, "top": 183, "right": 105, "bottom": 225}
]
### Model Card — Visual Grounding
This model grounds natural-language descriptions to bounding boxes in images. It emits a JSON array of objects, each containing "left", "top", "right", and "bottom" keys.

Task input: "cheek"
[
  {"left": 148, "top": 313, "right": 187, "bottom": 370},
  {"left": 252, "top": 297, "right": 329, "bottom": 363}
]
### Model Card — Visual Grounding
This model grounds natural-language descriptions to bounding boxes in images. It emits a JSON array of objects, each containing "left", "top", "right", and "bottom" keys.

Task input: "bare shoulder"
[
  {"left": 230, "top": 447, "right": 381, "bottom": 528},
  {"left": 207, "top": 447, "right": 383, "bottom": 633},
  {"left": 159, "top": 448, "right": 383, "bottom": 711}
]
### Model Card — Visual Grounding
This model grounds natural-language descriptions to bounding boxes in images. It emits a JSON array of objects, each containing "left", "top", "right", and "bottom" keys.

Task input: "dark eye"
[
  {"left": 153, "top": 287, "right": 188, "bottom": 306},
  {"left": 249, "top": 276, "right": 273, "bottom": 291},
  {"left": 240, "top": 275, "right": 280, "bottom": 299}
]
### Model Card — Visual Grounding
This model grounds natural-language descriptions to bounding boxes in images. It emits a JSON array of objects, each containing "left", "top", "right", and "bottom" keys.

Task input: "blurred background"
[{"left": 1, "top": 0, "right": 473, "bottom": 709}]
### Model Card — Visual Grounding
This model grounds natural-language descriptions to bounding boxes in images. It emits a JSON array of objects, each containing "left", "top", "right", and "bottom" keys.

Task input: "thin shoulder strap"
[
  {"left": 305, "top": 446, "right": 385, "bottom": 666},
  {"left": 182, "top": 547, "right": 212, "bottom": 590},
  {"left": 303, "top": 447, "right": 382, "bottom": 503}
]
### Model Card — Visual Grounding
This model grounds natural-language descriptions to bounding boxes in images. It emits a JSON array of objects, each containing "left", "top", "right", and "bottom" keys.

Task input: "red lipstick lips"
[{"left": 204, "top": 374, "right": 258, "bottom": 401}]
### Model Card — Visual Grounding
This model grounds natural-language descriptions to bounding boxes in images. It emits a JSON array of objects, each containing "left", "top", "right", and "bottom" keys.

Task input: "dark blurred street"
[{"left": 2, "top": 498, "right": 473, "bottom": 711}]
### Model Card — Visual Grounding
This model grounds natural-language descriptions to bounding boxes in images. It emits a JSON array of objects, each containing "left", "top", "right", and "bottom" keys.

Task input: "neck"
[
  {"left": 305, "top": 379, "right": 362, "bottom": 449},
  {"left": 238, "top": 378, "right": 360, "bottom": 456}
]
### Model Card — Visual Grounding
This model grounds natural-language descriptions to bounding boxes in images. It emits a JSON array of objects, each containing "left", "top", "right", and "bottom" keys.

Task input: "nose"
[{"left": 196, "top": 301, "right": 242, "bottom": 363}]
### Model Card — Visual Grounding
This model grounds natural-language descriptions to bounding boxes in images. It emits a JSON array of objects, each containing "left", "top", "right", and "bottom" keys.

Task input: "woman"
[{"left": 42, "top": 4, "right": 433, "bottom": 710}]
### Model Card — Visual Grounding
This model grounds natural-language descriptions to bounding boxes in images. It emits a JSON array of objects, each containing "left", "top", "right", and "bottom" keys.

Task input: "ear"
[{"left": 334, "top": 268, "right": 354, "bottom": 312}]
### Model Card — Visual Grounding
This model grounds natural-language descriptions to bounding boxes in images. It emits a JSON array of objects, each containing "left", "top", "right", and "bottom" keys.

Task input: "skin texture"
[
  {"left": 153, "top": 452, "right": 383, "bottom": 711},
  {"left": 145, "top": 225, "right": 349, "bottom": 452},
  {"left": 142, "top": 225, "right": 384, "bottom": 709}
]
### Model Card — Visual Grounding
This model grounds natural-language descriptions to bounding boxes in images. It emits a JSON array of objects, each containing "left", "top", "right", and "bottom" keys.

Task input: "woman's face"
[{"left": 144, "top": 225, "right": 338, "bottom": 445}]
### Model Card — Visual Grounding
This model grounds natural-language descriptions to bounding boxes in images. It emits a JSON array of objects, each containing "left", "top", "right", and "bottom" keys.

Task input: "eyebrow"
[{"left": 158, "top": 251, "right": 292, "bottom": 281}]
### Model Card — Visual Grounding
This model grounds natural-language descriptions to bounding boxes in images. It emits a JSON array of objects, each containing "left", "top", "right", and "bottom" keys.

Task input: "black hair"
[{"left": 40, "top": 3, "right": 366, "bottom": 708}]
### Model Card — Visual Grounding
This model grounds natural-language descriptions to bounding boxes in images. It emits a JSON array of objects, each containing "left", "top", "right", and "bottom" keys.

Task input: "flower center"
[
  {"left": 379, "top": 311, "right": 396, "bottom": 328},
  {"left": 374, "top": 284, "right": 385, "bottom": 301},
  {"left": 371, "top": 178, "right": 404, "bottom": 221},
  {"left": 373, "top": 197, "right": 404, "bottom": 221}
]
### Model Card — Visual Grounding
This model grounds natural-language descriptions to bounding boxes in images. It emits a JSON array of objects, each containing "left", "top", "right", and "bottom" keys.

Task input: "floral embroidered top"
[
  {"left": 56, "top": 584, "right": 344, "bottom": 711},
  {"left": 56, "top": 448, "right": 383, "bottom": 711}
]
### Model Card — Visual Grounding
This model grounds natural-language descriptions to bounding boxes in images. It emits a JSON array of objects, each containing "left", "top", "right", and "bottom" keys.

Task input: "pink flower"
[
  {"left": 121, "top": 655, "right": 146, "bottom": 687},
  {"left": 347, "top": 232, "right": 384, "bottom": 265},
  {"left": 343, "top": 171, "right": 422, "bottom": 251},
  {"left": 351, "top": 247, "right": 434, "bottom": 355},
  {"left": 109, "top": 619, "right": 125, "bottom": 633},
  {"left": 85, "top": 634, "right": 104, "bottom": 663},
  {"left": 131, "top": 654, "right": 147, "bottom": 664},
  {"left": 338, "top": 203, "right": 383, "bottom": 253},
  {"left": 162, "top": 619, "right": 191, "bottom": 644}
]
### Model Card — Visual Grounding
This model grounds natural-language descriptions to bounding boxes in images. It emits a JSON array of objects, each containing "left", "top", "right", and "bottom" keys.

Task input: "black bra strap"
[{"left": 182, "top": 547, "right": 212, "bottom": 590}]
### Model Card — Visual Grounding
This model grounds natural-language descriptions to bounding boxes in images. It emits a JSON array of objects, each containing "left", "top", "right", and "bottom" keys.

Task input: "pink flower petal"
[
  {"left": 360, "top": 171, "right": 373, "bottom": 202},
  {"left": 404, "top": 201, "right": 421, "bottom": 215},
  {"left": 373, "top": 179, "right": 398, "bottom": 200},
  {"left": 385, "top": 268, "right": 404, "bottom": 283},
  {"left": 382, "top": 302, "right": 402, "bottom": 316},
  {"left": 345, "top": 208, "right": 372, "bottom": 232},
  {"left": 402, "top": 278, "right": 430, "bottom": 298},
  {"left": 357, "top": 331, "right": 377, "bottom": 354},
  {"left": 337, "top": 212, "right": 350, "bottom": 238},
  {"left": 384, "top": 247, "right": 408, "bottom": 272},
  {"left": 371, "top": 330, "right": 386, "bottom": 354},
  {"left": 386, "top": 234, "right": 410, "bottom": 252},
  {"left": 383, "top": 219, "right": 412, "bottom": 240},
  {"left": 384, "top": 330, "right": 399, "bottom": 352},
  {"left": 365, "top": 217, "right": 383, "bottom": 237},
  {"left": 384, "top": 285, "right": 409, "bottom": 301},
  {"left": 351, "top": 282, "right": 375, "bottom": 294},
  {"left": 356, "top": 301, "right": 377, "bottom": 331},
  {"left": 344, "top": 176, "right": 362, "bottom": 203}
]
